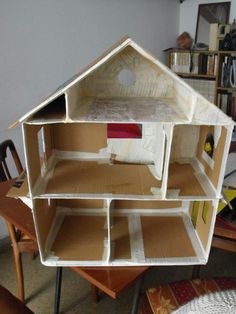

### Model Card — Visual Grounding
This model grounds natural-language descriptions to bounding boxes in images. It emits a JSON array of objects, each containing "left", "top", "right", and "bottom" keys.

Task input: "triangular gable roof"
[{"left": 11, "top": 36, "right": 234, "bottom": 127}]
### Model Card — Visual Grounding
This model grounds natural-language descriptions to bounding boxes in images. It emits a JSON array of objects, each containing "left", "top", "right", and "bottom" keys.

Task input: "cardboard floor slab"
[
  {"left": 141, "top": 216, "right": 196, "bottom": 258},
  {"left": 49, "top": 213, "right": 198, "bottom": 264},
  {"left": 45, "top": 160, "right": 161, "bottom": 196},
  {"left": 73, "top": 97, "right": 188, "bottom": 123},
  {"left": 51, "top": 215, "right": 106, "bottom": 261},
  {"left": 168, "top": 162, "right": 206, "bottom": 196}
]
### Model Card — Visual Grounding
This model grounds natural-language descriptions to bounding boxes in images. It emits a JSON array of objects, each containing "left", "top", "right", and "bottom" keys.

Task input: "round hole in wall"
[{"left": 117, "top": 69, "right": 135, "bottom": 86}]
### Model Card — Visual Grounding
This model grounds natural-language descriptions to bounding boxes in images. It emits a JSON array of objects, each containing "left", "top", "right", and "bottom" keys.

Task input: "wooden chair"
[{"left": 0, "top": 139, "right": 38, "bottom": 302}]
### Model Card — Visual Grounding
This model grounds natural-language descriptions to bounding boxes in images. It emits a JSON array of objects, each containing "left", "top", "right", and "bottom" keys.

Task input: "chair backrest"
[{"left": 0, "top": 140, "right": 23, "bottom": 182}]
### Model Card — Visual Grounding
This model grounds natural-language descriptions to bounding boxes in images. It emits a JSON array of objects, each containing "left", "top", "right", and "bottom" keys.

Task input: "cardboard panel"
[
  {"left": 7, "top": 174, "right": 28, "bottom": 198},
  {"left": 173, "top": 81, "right": 194, "bottom": 121},
  {"left": 193, "top": 94, "right": 233, "bottom": 125},
  {"left": 28, "top": 94, "right": 66, "bottom": 123},
  {"left": 43, "top": 125, "right": 53, "bottom": 162},
  {"left": 111, "top": 216, "right": 131, "bottom": 259},
  {"left": 51, "top": 216, "right": 106, "bottom": 260},
  {"left": 56, "top": 199, "right": 104, "bottom": 209},
  {"left": 24, "top": 124, "right": 42, "bottom": 187},
  {"left": 66, "top": 84, "right": 81, "bottom": 118},
  {"left": 46, "top": 160, "right": 161, "bottom": 196},
  {"left": 196, "top": 126, "right": 227, "bottom": 188},
  {"left": 34, "top": 199, "right": 56, "bottom": 252},
  {"left": 80, "top": 45, "right": 172, "bottom": 99},
  {"left": 194, "top": 201, "right": 214, "bottom": 249},
  {"left": 51, "top": 123, "right": 107, "bottom": 153},
  {"left": 141, "top": 216, "right": 196, "bottom": 258},
  {"left": 113, "top": 200, "right": 182, "bottom": 209},
  {"left": 170, "top": 125, "right": 199, "bottom": 161},
  {"left": 168, "top": 163, "right": 205, "bottom": 196}
]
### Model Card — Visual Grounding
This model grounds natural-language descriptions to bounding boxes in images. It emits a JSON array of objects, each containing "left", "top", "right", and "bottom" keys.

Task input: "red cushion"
[{"left": 107, "top": 123, "right": 142, "bottom": 138}]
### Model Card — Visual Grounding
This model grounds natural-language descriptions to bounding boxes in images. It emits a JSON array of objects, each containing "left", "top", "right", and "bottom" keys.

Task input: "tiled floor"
[{"left": 0, "top": 244, "right": 235, "bottom": 314}]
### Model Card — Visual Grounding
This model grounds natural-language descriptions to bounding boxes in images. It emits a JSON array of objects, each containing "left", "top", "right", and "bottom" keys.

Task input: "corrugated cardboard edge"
[{"left": 6, "top": 172, "right": 29, "bottom": 198}]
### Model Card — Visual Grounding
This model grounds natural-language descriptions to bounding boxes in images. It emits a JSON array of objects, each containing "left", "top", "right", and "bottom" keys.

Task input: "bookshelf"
[
  {"left": 167, "top": 49, "right": 236, "bottom": 121},
  {"left": 217, "top": 51, "right": 236, "bottom": 121},
  {"left": 168, "top": 50, "right": 218, "bottom": 78}
]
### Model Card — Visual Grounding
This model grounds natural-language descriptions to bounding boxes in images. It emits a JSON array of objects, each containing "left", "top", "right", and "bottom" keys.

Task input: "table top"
[{"left": 71, "top": 266, "right": 149, "bottom": 299}]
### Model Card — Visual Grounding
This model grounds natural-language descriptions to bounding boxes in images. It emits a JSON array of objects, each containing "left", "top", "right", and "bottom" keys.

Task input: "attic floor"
[{"left": 71, "top": 97, "right": 188, "bottom": 123}]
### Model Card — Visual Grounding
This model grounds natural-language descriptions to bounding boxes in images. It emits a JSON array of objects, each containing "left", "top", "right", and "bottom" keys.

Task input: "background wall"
[
  {"left": 0, "top": 0, "right": 180, "bottom": 239},
  {"left": 179, "top": 0, "right": 236, "bottom": 39}
]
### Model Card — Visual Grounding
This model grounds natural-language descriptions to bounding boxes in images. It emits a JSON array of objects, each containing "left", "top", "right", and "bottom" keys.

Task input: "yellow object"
[
  {"left": 205, "top": 142, "right": 212, "bottom": 153},
  {"left": 218, "top": 189, "right": 236, "bottom": 213}
]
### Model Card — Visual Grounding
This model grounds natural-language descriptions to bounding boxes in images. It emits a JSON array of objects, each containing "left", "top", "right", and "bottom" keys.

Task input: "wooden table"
[
  {"left": 71, "top": 266, "right": 149, "bottom": 300},
  {"left": 212, "top": 217, "right": 236, "bottom": 252},
  {"left": 0, "top": 180, "right": 149, "bottom": 314},
  {"left": 0, "top": 180, "right": 37, "bottom": 243},
  {"left": 54, "top": 266, "right": 149, "bottom": 314}
]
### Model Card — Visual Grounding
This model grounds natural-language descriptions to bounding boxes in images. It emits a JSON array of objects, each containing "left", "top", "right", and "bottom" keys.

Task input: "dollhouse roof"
[{"left": 11, "top": 36, "right": 234, "bottom": 127}]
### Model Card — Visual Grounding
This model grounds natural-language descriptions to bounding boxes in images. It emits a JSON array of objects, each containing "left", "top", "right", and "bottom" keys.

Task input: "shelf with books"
[
  {"left": 216, "top": 51, "right": 236, "bottom": 121},
  {"left": 216, "top": 92, "right": 236, "bottom": 121},
  {"left": 168, "top": 50, "right": 218, "bottom": 78},
  {"left": 167, "top": 49, "right": 218, "bottom": 104},
  {"left": 167, "top": 49, "right": 236, "bottom": 122},
  {"left": 217, "top": 51, "right": 236, "bottom": 89},
  {"left": 176, "top": 73, "right": 216, "bottom": 79},
  {"left": 217, "top": 87, "right": 236, "bottom": 92}
]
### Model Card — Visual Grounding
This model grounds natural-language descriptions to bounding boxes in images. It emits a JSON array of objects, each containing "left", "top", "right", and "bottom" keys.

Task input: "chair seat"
[{"left": 139, "top": 277, "right": 236, "bottom": 314}]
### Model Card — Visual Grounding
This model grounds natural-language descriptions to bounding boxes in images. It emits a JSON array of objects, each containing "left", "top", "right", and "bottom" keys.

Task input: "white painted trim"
[
  {"left": 22, "top": 124, "right": 33, "bottom": 198},
  {"left": 216, "top": 125, "right": 234, "bottom": 195},
  {"left": 204, "top": 200, "right": 218, "bottom": 259},
  {"left": 202, "top": 150, "right": 215, "bottom": 170},
  {"left": 128, "top": 215, "right": 145, "bottom": 262},
  {"left": 162, "top": 124, "right": 174, "bottom": 198}
]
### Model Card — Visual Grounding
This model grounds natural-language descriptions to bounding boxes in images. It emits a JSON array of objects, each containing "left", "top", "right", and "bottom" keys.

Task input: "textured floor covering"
[{"left": 0, "top": 244, "right": 235, "bottom": 314}]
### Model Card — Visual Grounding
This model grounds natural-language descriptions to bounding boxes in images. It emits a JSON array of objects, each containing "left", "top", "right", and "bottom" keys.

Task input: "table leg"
[
  {"left": 192, "top": 265, "right": 201, "bottom": 279},
  {"left": 54, "top": 267, "right": 63, "bottom": 314},
  {"left": 130, "top": 277, "right": 143, "bottom": 314},
  {"left": 90, "top": 284, "right": 100, "bottom": 302}
]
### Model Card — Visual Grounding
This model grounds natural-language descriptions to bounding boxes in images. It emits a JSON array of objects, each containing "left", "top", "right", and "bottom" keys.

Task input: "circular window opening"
[
  {"left": 204, "top": 133, "right": 214, "bottom": 158},
  {"left": 117, "top": 69, "right": 135, "bottom": 86}
]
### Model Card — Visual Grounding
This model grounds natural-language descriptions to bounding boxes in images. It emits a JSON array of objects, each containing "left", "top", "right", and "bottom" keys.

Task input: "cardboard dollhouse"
[{"left": 12, "top": 37, "right": 234, "bottom": 266}]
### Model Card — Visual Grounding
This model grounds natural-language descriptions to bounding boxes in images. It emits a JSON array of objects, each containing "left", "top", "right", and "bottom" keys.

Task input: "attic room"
[{"left": 0, "top": 1, "right": 236, "bottom": 314}]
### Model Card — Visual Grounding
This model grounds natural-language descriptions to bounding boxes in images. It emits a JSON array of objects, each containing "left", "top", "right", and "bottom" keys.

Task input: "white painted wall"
[
  {"left": 179, "top": 0, "right": 236, "bottom": 39},
  {"left": 0, "top": 0, "right": 179, "bottom": 239}
]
